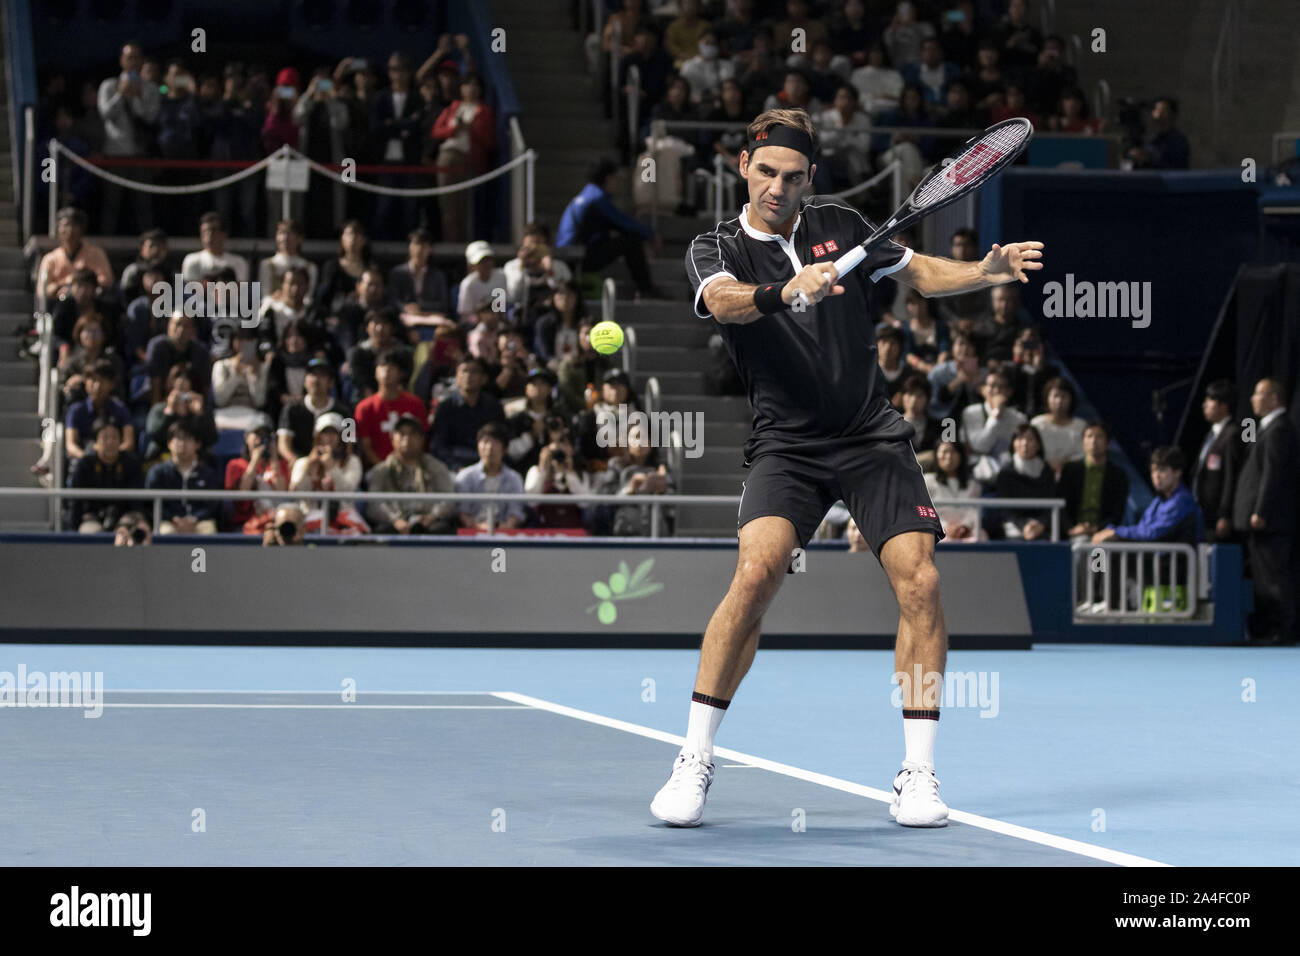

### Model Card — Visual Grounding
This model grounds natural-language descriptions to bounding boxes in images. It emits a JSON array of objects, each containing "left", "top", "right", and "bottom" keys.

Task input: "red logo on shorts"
[
  {"left": 812, "top": 243, "right": 826, "bottom": 257},
  {"left": 825, "top": 239, "right": 839, "bottom": 252},
  {"left": 917, "top": 505, "right": 938, "bottom": 520}
]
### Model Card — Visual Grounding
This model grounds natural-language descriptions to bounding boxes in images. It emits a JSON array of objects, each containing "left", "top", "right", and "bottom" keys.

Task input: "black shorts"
[{"left": 736, "top": 435, "right": 945, "bottom": 561}]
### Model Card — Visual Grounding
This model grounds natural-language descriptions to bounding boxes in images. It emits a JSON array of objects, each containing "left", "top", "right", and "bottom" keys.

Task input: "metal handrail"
[
  {"left": 609, "top": 19, "right": 622, "bottom": 146},
  {"left": 1210, "top": 0, "right": 1241, "bottom": 137},
  {"left": 22, "top": 106, "right": 34, "bottom": 241},
  {"left": 1070, "top": 540, "right": 1199, "bottom": 620},
  {"left": 622, "top": 326, "right": 636, "bottom": 376},
  {"left": 642, "top": 374, "right": 660, "bottom": 420},
  {"left": 626, "top": 63, "right": 641, "bottom": 156}
]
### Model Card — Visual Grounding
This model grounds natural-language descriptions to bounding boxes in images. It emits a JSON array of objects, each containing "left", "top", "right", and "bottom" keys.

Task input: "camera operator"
[
  {"left": 113, "top": 510, "right": 153, "bottom": 547},
  {"left": 524, "top": 421, "right": 589, "bottom": 528},
  {"left": 262, "top": 504, "right": 306, "bottom": 546}
]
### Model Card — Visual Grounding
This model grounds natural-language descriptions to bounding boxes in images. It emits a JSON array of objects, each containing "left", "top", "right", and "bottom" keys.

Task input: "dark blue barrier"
[{"left": 5, "top": 0, "right": 37, "bottom": 219}]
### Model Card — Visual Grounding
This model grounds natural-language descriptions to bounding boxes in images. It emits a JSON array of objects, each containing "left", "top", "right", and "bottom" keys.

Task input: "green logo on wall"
[{"left": 587, "top": 558, "right": 664, "bottom": 624}]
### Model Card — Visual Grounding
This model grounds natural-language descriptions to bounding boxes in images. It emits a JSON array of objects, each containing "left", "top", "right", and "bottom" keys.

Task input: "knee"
[
  {"left": 896, "top": 560, "right": 941, "bottom": 615},
  {"left": 732, "top": 556, "right": 785, "bottom": 608}
]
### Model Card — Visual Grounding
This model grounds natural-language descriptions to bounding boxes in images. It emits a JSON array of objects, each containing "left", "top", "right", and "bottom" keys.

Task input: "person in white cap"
[
  {"left": 457, "top": 240, "right": 508, "bottom": 328},
  {"left": 289, "top": 411, "right": 369, "bottom": 534}
]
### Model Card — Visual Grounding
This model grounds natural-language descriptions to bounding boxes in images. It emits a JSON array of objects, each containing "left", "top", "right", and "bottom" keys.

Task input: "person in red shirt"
[
  {"left": 430, "top": 72, "right": 496, "bottom": 242},
  {"left": 355, "top": 349, "right": 428, "bottom": 468},
  {"left": 225, "top": 421, "right": 292, "bottom": 534}
]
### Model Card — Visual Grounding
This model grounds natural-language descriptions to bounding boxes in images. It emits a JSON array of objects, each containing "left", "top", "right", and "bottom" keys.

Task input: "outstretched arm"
[{"left": 895, "top": 241, "right": 1045, "bottom": 297}]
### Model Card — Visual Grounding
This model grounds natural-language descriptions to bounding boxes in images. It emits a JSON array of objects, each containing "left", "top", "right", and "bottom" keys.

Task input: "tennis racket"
[{"left": 795, "top": 117, "right": 1034, "bottom": 307}]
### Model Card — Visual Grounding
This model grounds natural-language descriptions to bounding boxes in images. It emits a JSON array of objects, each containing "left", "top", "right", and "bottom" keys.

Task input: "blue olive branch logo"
[{"left": 586, "top": 558, "right": 663, "bottom": 624}]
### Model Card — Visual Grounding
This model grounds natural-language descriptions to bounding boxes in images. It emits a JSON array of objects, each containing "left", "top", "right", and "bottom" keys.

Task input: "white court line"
[
  {"left": 492, "top": 691, "right": 1171, "bottom": 868},
  {"left": 99, "top": 704, "right": 528, "bottom": 710},
  {"left": 104, "top": 689, "right": 496, "bottom": 695}
]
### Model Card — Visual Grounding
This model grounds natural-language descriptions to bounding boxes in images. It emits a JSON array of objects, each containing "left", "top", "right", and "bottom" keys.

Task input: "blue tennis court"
[{"left": 1, "top": 642, "right": 1292, "bottom": 866}]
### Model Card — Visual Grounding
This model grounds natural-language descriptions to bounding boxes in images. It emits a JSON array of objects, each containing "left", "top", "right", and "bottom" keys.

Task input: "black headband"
[{"left": 747, "top": 124, "right": 815, "bottom": 162}]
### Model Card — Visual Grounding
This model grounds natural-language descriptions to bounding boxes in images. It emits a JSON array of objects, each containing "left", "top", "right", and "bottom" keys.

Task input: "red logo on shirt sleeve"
[{"left": 917, "top": 505, "right": 938, "bottom": 520}]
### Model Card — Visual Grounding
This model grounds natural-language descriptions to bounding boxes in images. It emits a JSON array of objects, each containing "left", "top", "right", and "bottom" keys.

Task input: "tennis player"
[{"left": 652, "top": 108, "right": 1043, "bottom": 828}]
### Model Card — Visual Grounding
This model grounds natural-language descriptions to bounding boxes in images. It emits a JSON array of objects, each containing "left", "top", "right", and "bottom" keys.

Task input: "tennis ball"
[{"left": 590, "top": 320, "right": 625, "bottom": 355}]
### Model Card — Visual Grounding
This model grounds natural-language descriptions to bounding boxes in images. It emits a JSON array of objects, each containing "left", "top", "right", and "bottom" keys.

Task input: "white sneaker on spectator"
[
  {"left": 650, "top": 750, "right": 714, "bottom": 827},
  {"left": 890, "top": 760, "right": 949, "bottom": 827}
]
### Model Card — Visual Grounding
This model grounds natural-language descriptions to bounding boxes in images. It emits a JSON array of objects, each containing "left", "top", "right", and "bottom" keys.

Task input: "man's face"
[
  {"left": 922, "top": 41, "right": 942, "bottom": 67},
  {"left": 1150, "top": 465, "right": 1179, "bottom": 496},
  {"left": 525, "top": 378, "right": 549, "bottom": 403},
  {"left": 141, "top": 238, "right": 165, "bottom": 262},
  {"left": 602, "top": 381, "right": 628, "bottom": 405},
  {"left": 393, "top": 424, "right": 422, "bottom": 458},
  {"left": 277, "top": 224, "right": 301, "bottom": 254},
  {"left": 474, "top": 256, "right": 495, "bottom": 278},
  {"left": 85, "top": 373, "right": 108, "bottom": 403},
  {"left": 833, "top": 87, "right": 855, "bottom": 113},
  {"left": 388, "top": 57, "right": 410, "bottom": 89},
  {"left": 358, "top": 272, "right": 383, "bottom": 304},
  {"left": 953, "top": 337, "right": 974, "bottom": 363},
  {"left": 306, "top": 368, "right": 330, "bottom": 396},
  {"left": 478, "top": 435, "right": 503, "bottom": 468},
  {"left": 169, "top": 433, "right": 197, "bottom": 462},
  {"left": 376, "top": 362, "right": 405, "bottom": 392},
  {"left": 456, "top": 362, "right": 484, "bottom": 394},
  {"left": 984, "top": 375, "right": 1009, "bottom": 402},
  {"left": 168, "top": 315, "right": 194, "bottom": 346},
  {"left": 408, "top": 238, "right": 430, "bottom": 265},
  {"left": 94, "top": 425, "right": 123, "bottom": 461},
  {"left": 200, "top": 221, "right": 223, "bottom": 249},
  {"left": 946, "top": 84, "right": 969, "bottom": 112},
  {"left": 878, "top": 336, "right": 900, "bottom": 365},
  {"left": 1202, "top": 396, "right": 1227, "bottom": 423},
  {"left": 71, "top": 280, "right": 96, "bottom": 308},
  {"left": 282, "top": 271, "right": 305, "bottom": 304},
  {"left": 782, "top": 74, "right": 807, "bottom": 102},
  {"left": 951, "top": 233, "right": 977, "bottom": 261},
  {"left": 1083, "top": 427, "right": 1107, "bottom": 461},
  {"left": 369, "top": 317, "right": 392, "bottom": 344},
  {"left": 57, "top": 217, "right": 81, "bottom": 247},
  {"left": 1013, "top": 430, "right": 1039, "bottom": 460},
  {"left": 1251, "top": 381, "right": 1276, "bottom": 417},
  {"left": 121, "top": 45, "right": 142, "bottom": 74},
  {"left": 743, "top": 145, "right": 812, "bottom": 228},
  {"left": 901, "top": 388, "right": 926, "bottom": 417},
  {"left": 991, "top": 285, "right": 1015, "bottom": 321}
]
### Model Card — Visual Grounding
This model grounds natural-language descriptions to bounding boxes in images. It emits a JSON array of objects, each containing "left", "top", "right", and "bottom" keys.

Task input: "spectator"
[
  {"left": 718, "top": 0, "right": 761, "bottom": 60},
  {"left": 455, "top": 422, "right": 527, "bottom": 530},
  {"left": 1058, "top": 420, "right": 1128, "bottom": 540},
  {"left": 257, "top": 266, "right": 312, "bottom": 346},
  {"left": 961, "top": 367, "right": 1027, "bottom": 482},
  {"left": 902, "top": 37, "right": 959, "bottom": 106},
  {"left": 39, "top": 208, "right": 114, "bottom": 308},
  {"left": 51, "top": 268, "right": 122, "bottom": 350},
  {"left": 466, "top": 298, "right": 506, "bottom": 366},
  {"left": 119, "top": 229, "right": 169, "bottom": 306},
  {"left": 735, "top": 29, "right": 786, "bottom": 117},
  {"left": 898, "top": 375, "right": 943, "bottom": 469},
  {"left": 707, "top": 78, "right": 750, "bottom": 172},
  {"left": 65, "top": 358, "right": 134, "bottom": 461},
  {"left": 1094, "top": 445, "right": 1203, "bottom": 546},
  {"left": 928, "top": 332, "right": 983, "bottom": 421},
  {"left": 622, "top": 27, "right": 674, "bottom": 123},
  {"left": 66, "top": 417, "right": 144, "bottom": 533},
  {"left": 850, "top": 43, "right": 904, "bottom": 118},
  {"left": 347, "top": 308, "right": 412, "bottom": 402},
  {"left": 278, "top": 358, "right": 352, "bottom": 462},
  {"left": 996, "top": 0, "right": 1043, "bottom": 72},
  {"left": 490, "top": 330, "right": 536, "bottom": 402},
  {"left": 289, "top": 412, "right": 367, "bottom": 534},
  {"left": 504, "top": 225, "right": 572, "bottom": 318},
  {"left": 457, "top": 241, "right": 508, "bottom": 327},
  {"left": 804, "top": 41, "right": 847, "bottom": 105},
  {"left": 355, "top": 350, "right": 428, "bottom": 468},
  {"left": 524, "top": 422, "right": 591, "bottom": 530},
  {"left": 1230, "top": 378, "right": 1298, "bottom": 644},
  {"left": 211, "top": 325, "right": 270, "bottom": 431},
  {"left": 226, "top": 421, "right": 292, "bottom": 535},
  {"left": 507, "top": 369, "right": 565, "bottom": 472},
  {"left": 506, "top": 242, "right": 561, "bottom": 330},
  {"left": 293, "top": 69, "right": 351, "bottom": 238},
  {"left": 601, "top": 0, "right": 650, "bottom": 60},
  {"left": 817, "top": 85, "right": 873, "bottom": 189},
  {"left": 97, "top": 42, "right": 160, "bottom": 234},
  {"left": 1030, "top": 377, "right": 1086, "bottom": 475},
  {"left": 937, "top": 79, "right": 989, "bottom": 130},
  {"left": 1125, "top": 96, "right": 1190, "bottom": 170},
  {"left": 557, "top": 321, "right": 616, "bottom": 412},
  {"left": 885, "top": 81, "right": 934, "bottom": 168},
  {"left": 1049, "top": 86, "right": 1104, "bottom": 136},
  {"left": 991, "top": 83, "right": 1042, "bottom": 128},
  {"left": 1005, "top": 328, "right": 1060, "bottom": 419},
  {"left": 681, "top": 31, "right": 735, "bottom": 107},
  {"left": 1028, "top": 36, "right": 1077, "bottom": 118},
  {"left": 900, "top": 289, "right": 951, "bottom": 375},
  {"left": 144, "top": 362, "right": 218, "bottom": 460},
  {"left": 936, "top": 227, "right": 992, "bottom": 338},
  {"left": 263, "top": 319, "right": 319, "bottom": 424},
  {"left": 533, "top": 279, "right": 586, "bottom": 366},
  {"left": 113, "top": 510, "right": 153, "bottom": 547},
  {"left": 994, "top": 424, "right": 1055, "bottom": 540},
  {"left": 146, "top": 420, "right": 221, "bottom": 534},
  {"left": 330, "top": 267, "right": 390, "bottom": 353},
  {"left": 925, "top": 440, "right": 985, "bottom": 542},
  {"left": 366, "top": 413, "right": 459, "bottom": 534},
  {"left": 647, "top": 76, "right": 706, "bottom": 211},
  {"left": 430, "top": 356, "right": 506, "bottom": 471},
  {"left": 574, "top": 367, "right": 638, "bottom": 466},
  {"left": 389, "top": 228, "right": 454, "bottom": 338},
  {"left": 1192, "top": 379, "right": 1243, "bottom": 544},
  {"left": 314, "top": 220, "right": 374, "bottom": 324},
  {"left": 258, "top": 220, "right": 319, "bottom": 310},
  {"left": 763, "top": 70, "right": 822, "bottom": 116},
  {"left": 665, "top": 0, "right": 711, "bottom": 66},
  {"left": 156, "top": 62, "right": 204, "bottom": 234},
  {"left": 262, "top": 504, "right": 307, "bottom": 546},
  {"left": 964, "top": 40, "right": 1008, "bottom": 113},
  {"left": 59, "top": 314, "right": 126, "bottom": 405},
  {"left": 556, "top": 159, "right": 663, "bottom": 300},
  {"left": 263, "top": 68, "right": 302, "bottom": 227},
  {"left": 985, "top": 283, "right": 1031, "bottom": 362},
  {"left": 210, "top": 64, "right": 263, "bottom": 237},
  {"left": 877, "top": 326, "right": 909, "bottom": 391},
  {"left": 123, "top": 266, "right": 170, "bottom": 374},
  {"left": 938, "top": 0, "right": 980, "bottom": 69},
  {"left": 594, "top": 421, "right": 675, "bottom": 535},
  {"left": 181, "top": 212, "right": 250, "bottom": 284},
  {"left": 882, "top": 1, "right": 936, "bottom": 69},
  {"left": 430, "top": 72, "right": 496, "bottom": 243}
]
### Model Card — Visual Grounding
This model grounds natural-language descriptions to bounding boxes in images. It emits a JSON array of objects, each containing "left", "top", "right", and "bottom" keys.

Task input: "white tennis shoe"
[
  {"left": 890, "top": 760, "right": 949, "bottom": 827},
  {"left": 650, "top": 750, "right": 715, "bottom": 826}
]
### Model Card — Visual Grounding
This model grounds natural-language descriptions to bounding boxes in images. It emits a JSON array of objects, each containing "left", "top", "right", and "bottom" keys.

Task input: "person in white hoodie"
[
  {"left": 924, "top": 440, "right": 985, "bottom": 542},
  {"left": 960, "top": 367, "right": 1027, "bottom": 483}
]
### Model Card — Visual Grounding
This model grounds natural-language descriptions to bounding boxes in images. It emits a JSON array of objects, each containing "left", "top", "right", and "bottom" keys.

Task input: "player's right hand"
[{"left": 782, "top": 263, "right": 844, "bottom": 308}]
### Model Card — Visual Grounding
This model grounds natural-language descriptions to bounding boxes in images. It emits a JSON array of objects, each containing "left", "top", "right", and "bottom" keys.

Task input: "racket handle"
[{"left": 832, "top": 245, "right": 867, "bottom": 278}]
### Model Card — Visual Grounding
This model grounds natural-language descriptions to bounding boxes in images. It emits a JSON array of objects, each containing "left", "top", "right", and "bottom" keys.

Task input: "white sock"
[
  {"left": 903, "top": 712, "right": 939, "bottom": 767},
  {"left": 684, "top": 695, "right": 729, "bottom": 760}
]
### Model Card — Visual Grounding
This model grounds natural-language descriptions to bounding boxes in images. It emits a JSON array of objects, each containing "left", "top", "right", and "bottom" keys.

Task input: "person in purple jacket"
[
  {"left": 555, "top": 158, "right": 664, "bottom": 299},
  {"left": 1092, "top": 445, "right": 1204, "bottom": 546}
]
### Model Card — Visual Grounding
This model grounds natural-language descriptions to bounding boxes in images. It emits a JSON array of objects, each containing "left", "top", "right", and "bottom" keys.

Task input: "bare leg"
[
  {"left": 880, "top": 531, "right": 947, "bottom": 708},
  {"left": 693, "top": 516, "right": 799, "bottom": 700}
]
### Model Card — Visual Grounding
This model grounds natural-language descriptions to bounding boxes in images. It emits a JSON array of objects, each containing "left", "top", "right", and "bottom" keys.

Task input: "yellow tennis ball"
[{"left": 590, "top": 320, "right": 625, "bottom": 355}]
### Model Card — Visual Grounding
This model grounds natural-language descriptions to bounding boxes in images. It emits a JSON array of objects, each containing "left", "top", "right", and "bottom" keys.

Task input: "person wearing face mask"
[
  {"left": 681, "top": 32, "right": 734, "bottom": 108},
  {"left": 211, "top": 326, "right": 270, "bottom": 431}
]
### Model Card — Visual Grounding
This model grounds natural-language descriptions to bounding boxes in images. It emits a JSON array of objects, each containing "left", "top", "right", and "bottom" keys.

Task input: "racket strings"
[{"left": 913, "top": 121, "right": 1032, "bottom": 207}]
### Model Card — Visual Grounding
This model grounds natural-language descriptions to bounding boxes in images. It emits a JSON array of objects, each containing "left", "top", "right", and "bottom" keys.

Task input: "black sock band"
[
  {"left": 902, "top": 709, "right": 940, "bottom": 720},
  {"left": 692, "top": 691, "right": 731, "bottom": 710}
]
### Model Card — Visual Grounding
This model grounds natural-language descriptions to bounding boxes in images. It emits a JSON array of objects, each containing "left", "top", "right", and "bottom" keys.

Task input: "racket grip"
[{"left": 832, "top": 246, "right": 867, "bottom": 278}]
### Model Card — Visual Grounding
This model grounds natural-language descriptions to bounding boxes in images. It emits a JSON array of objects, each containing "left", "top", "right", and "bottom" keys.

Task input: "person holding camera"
[
  {"left": 491, "top": 330, "right": 536, "bottom": 402},
  {"left": 366, "top": 413, "right": 459, "bottom": 534},
  {"left": 262, "top": 504, "right": 307, "bottom": 546},
  {"left": 144, "top": 362, "right": 218, "bottom": 461},
  {"left": 226, "top": 420, "right": 292, "bottom": 535},
  {"left": 524, "top": 428, "right": 590, "bottom": 529},
  {"left": 290, "top": 412, "right": 368, "bottom": 534},
  {"left": 114, "top": 511, "right": 154, "bottom": 547}
]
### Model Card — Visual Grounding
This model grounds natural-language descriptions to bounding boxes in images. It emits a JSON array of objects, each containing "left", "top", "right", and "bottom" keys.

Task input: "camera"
[
  {"left": 130, "top": 525, "right": 147, "bottom": 544},
  {"left": 277, "top": 521, "right": 297, "bottom": 541},
  {"left": 553, "top": 449, "right": 567, "bottom": 466}
]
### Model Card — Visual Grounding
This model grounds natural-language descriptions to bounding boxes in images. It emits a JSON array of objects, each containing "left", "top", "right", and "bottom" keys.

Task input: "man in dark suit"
[
  {"left": 1231, "top": 377, "right": 1298, "bottom": 644},
  {"left": 387, "top": 228, "right": 453, "bottom": 342},
  {"left": 1058, "top": 420, "right": 1129, "bottom": 539},
  {"left": 1192, "top": 379, "right": 1244, "bottom": 543},
  {"left": 371, "top": 51, "right": 428, "bottom": 239}
]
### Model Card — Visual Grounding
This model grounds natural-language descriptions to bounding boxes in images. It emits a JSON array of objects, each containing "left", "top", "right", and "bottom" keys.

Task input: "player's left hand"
[{"left": 981, "top": 241, "right": 1044, "bottom": 284}]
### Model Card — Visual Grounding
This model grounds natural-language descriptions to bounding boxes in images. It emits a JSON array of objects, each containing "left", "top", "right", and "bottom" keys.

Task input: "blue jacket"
[
  {"left": 144, "top": 458, "right": 221, "bottom": 522},
  {"left": 556, "top": 183, "right": 653, "bottom": 248},
  {"left": 1109, "top": 482, "right": 1203, "bottom": 543}
]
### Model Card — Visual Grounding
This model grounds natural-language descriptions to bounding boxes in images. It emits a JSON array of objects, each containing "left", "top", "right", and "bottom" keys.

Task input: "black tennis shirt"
[{"left": 685, "top": 195, "right": 916, "bottom": 463}]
